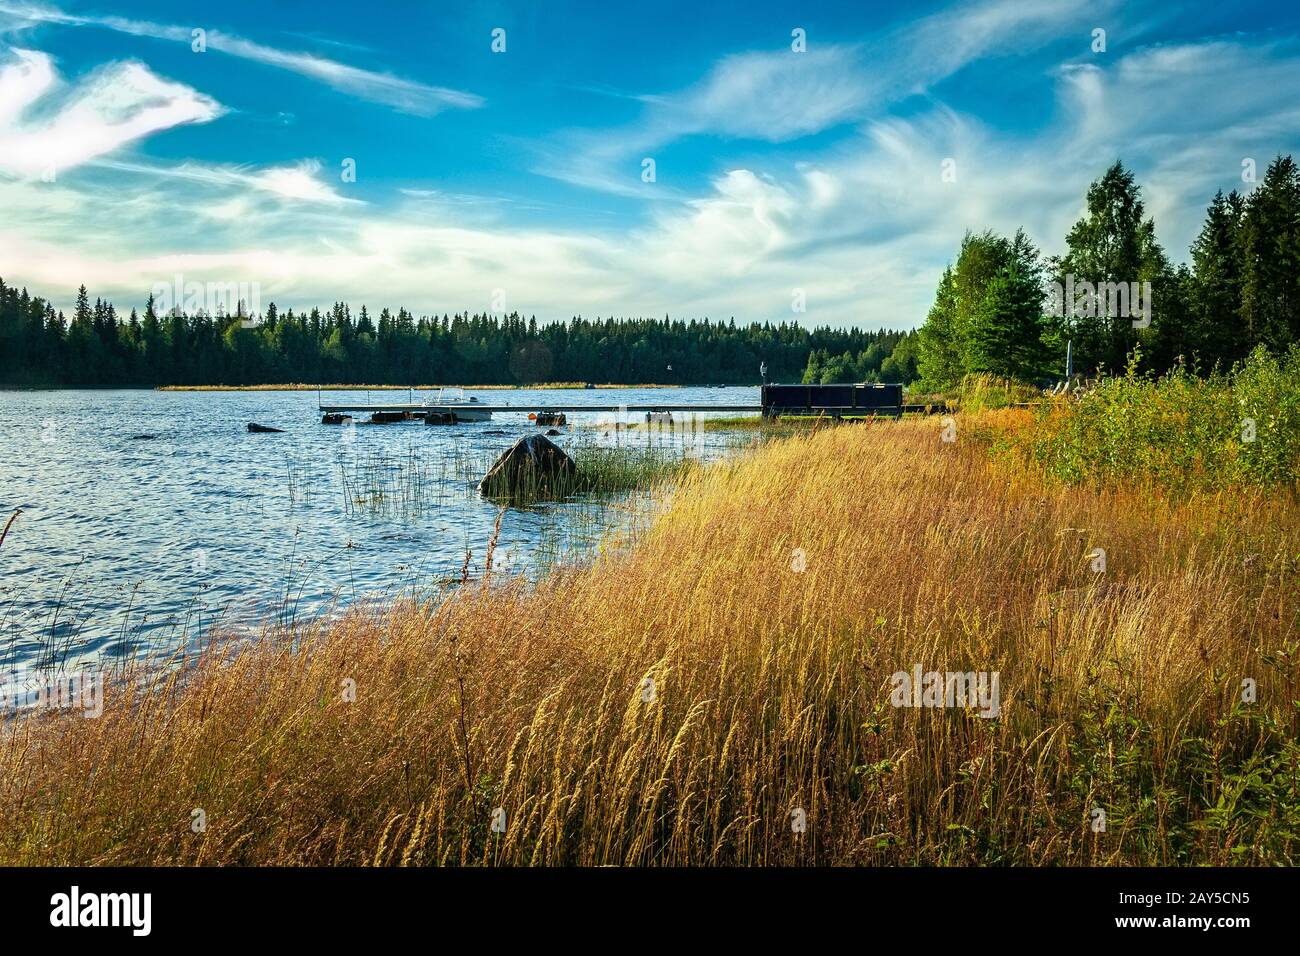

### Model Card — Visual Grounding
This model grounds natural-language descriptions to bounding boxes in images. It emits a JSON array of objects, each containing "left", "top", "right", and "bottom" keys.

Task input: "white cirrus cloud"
[
  {"left": 98, "top": 157, "right": 361, "bottom": 206},
  {"left": 0, "top": 47, "right": 222, "bottom": 177},
  {"left": 0, "top": 1, "right": 483, "bottom": 116},
  {"left": 536, "top": 0, "right": 1118, "bottom": 197},
  {"left": 665, "top": 45, "right": 874, "bottom": 143}
]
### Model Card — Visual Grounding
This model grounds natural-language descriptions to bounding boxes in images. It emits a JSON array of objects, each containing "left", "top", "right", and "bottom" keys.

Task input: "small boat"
[{"left": 421, "top": 387, "right": 493, "bottom": 423}]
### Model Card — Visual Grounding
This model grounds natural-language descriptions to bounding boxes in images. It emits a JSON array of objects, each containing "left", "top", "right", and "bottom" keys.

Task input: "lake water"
[{"left": 0, "top": 387, "right": 759, "bottom": 671}]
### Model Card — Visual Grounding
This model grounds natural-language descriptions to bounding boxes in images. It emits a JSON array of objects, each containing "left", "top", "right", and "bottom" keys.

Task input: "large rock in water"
[{"left": 480, "top": 434, "right": 575, "bottom": 498}]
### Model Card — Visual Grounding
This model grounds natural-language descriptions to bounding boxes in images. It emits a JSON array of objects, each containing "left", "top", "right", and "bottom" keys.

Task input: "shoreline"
[
  {"left": 0, "top": 383, "right": 703, "bottom": 392},
  {"left": 156, "top": 382, "right": 695, "bottom": 392}
]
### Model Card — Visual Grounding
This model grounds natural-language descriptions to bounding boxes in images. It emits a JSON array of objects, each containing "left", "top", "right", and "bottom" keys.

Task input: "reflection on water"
[{"left": 0, "top": 387, "right": 759, "bottom": 670}]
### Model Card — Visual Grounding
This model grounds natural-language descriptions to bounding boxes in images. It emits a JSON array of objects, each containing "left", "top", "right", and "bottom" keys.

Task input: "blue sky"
[{"left": 2, "top": 0, "right": 1299, "bottom": 327}]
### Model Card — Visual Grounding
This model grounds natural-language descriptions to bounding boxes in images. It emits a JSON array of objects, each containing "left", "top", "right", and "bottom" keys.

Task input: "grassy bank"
[{"left": 0, "top": 412, "right": 1296, "bottom": 865}]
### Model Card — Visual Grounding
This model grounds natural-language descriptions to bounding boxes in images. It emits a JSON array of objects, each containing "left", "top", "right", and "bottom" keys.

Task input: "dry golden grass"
[{"left": 1, "top": 417, "right": 1296, "bottom": 865}]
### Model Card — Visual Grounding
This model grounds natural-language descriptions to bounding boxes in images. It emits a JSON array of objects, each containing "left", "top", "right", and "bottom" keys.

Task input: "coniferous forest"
[
  {"left": 909, "top": 157, "right": 1300, "bottom": 390},
  {"left": 0, "top": 282, "right": 911, "bottom": 388}
]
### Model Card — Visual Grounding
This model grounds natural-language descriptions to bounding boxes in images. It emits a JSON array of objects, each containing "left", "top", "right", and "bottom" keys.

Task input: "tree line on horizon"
[
  {"left": 3, "top": 156, "right": 1297, "bottom": 391},
  {"left": 0, "top": 283, "right": 909, "bottom": 387}
]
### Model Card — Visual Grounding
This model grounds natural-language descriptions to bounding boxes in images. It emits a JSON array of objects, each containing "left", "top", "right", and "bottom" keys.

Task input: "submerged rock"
[
  {"left": 545, "top": 428, "right": 562, "bottom": 436},
  {"left": 247, "top": 422, "right": 285, "bottom": 433},
  {"left": 480, "top": 434, "right": 575, "bottom": 498},
  {"left": 129, "top": 434, "right": 157, "bottom": 440}
]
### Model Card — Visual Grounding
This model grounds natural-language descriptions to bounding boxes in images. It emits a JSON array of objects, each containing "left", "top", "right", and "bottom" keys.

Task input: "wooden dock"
[
  {"left": 318, "top": 383, "right": 924, "bottom": 420},
  {"left": 317, "top": 402, "right": 762, "bottom": 414}
]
